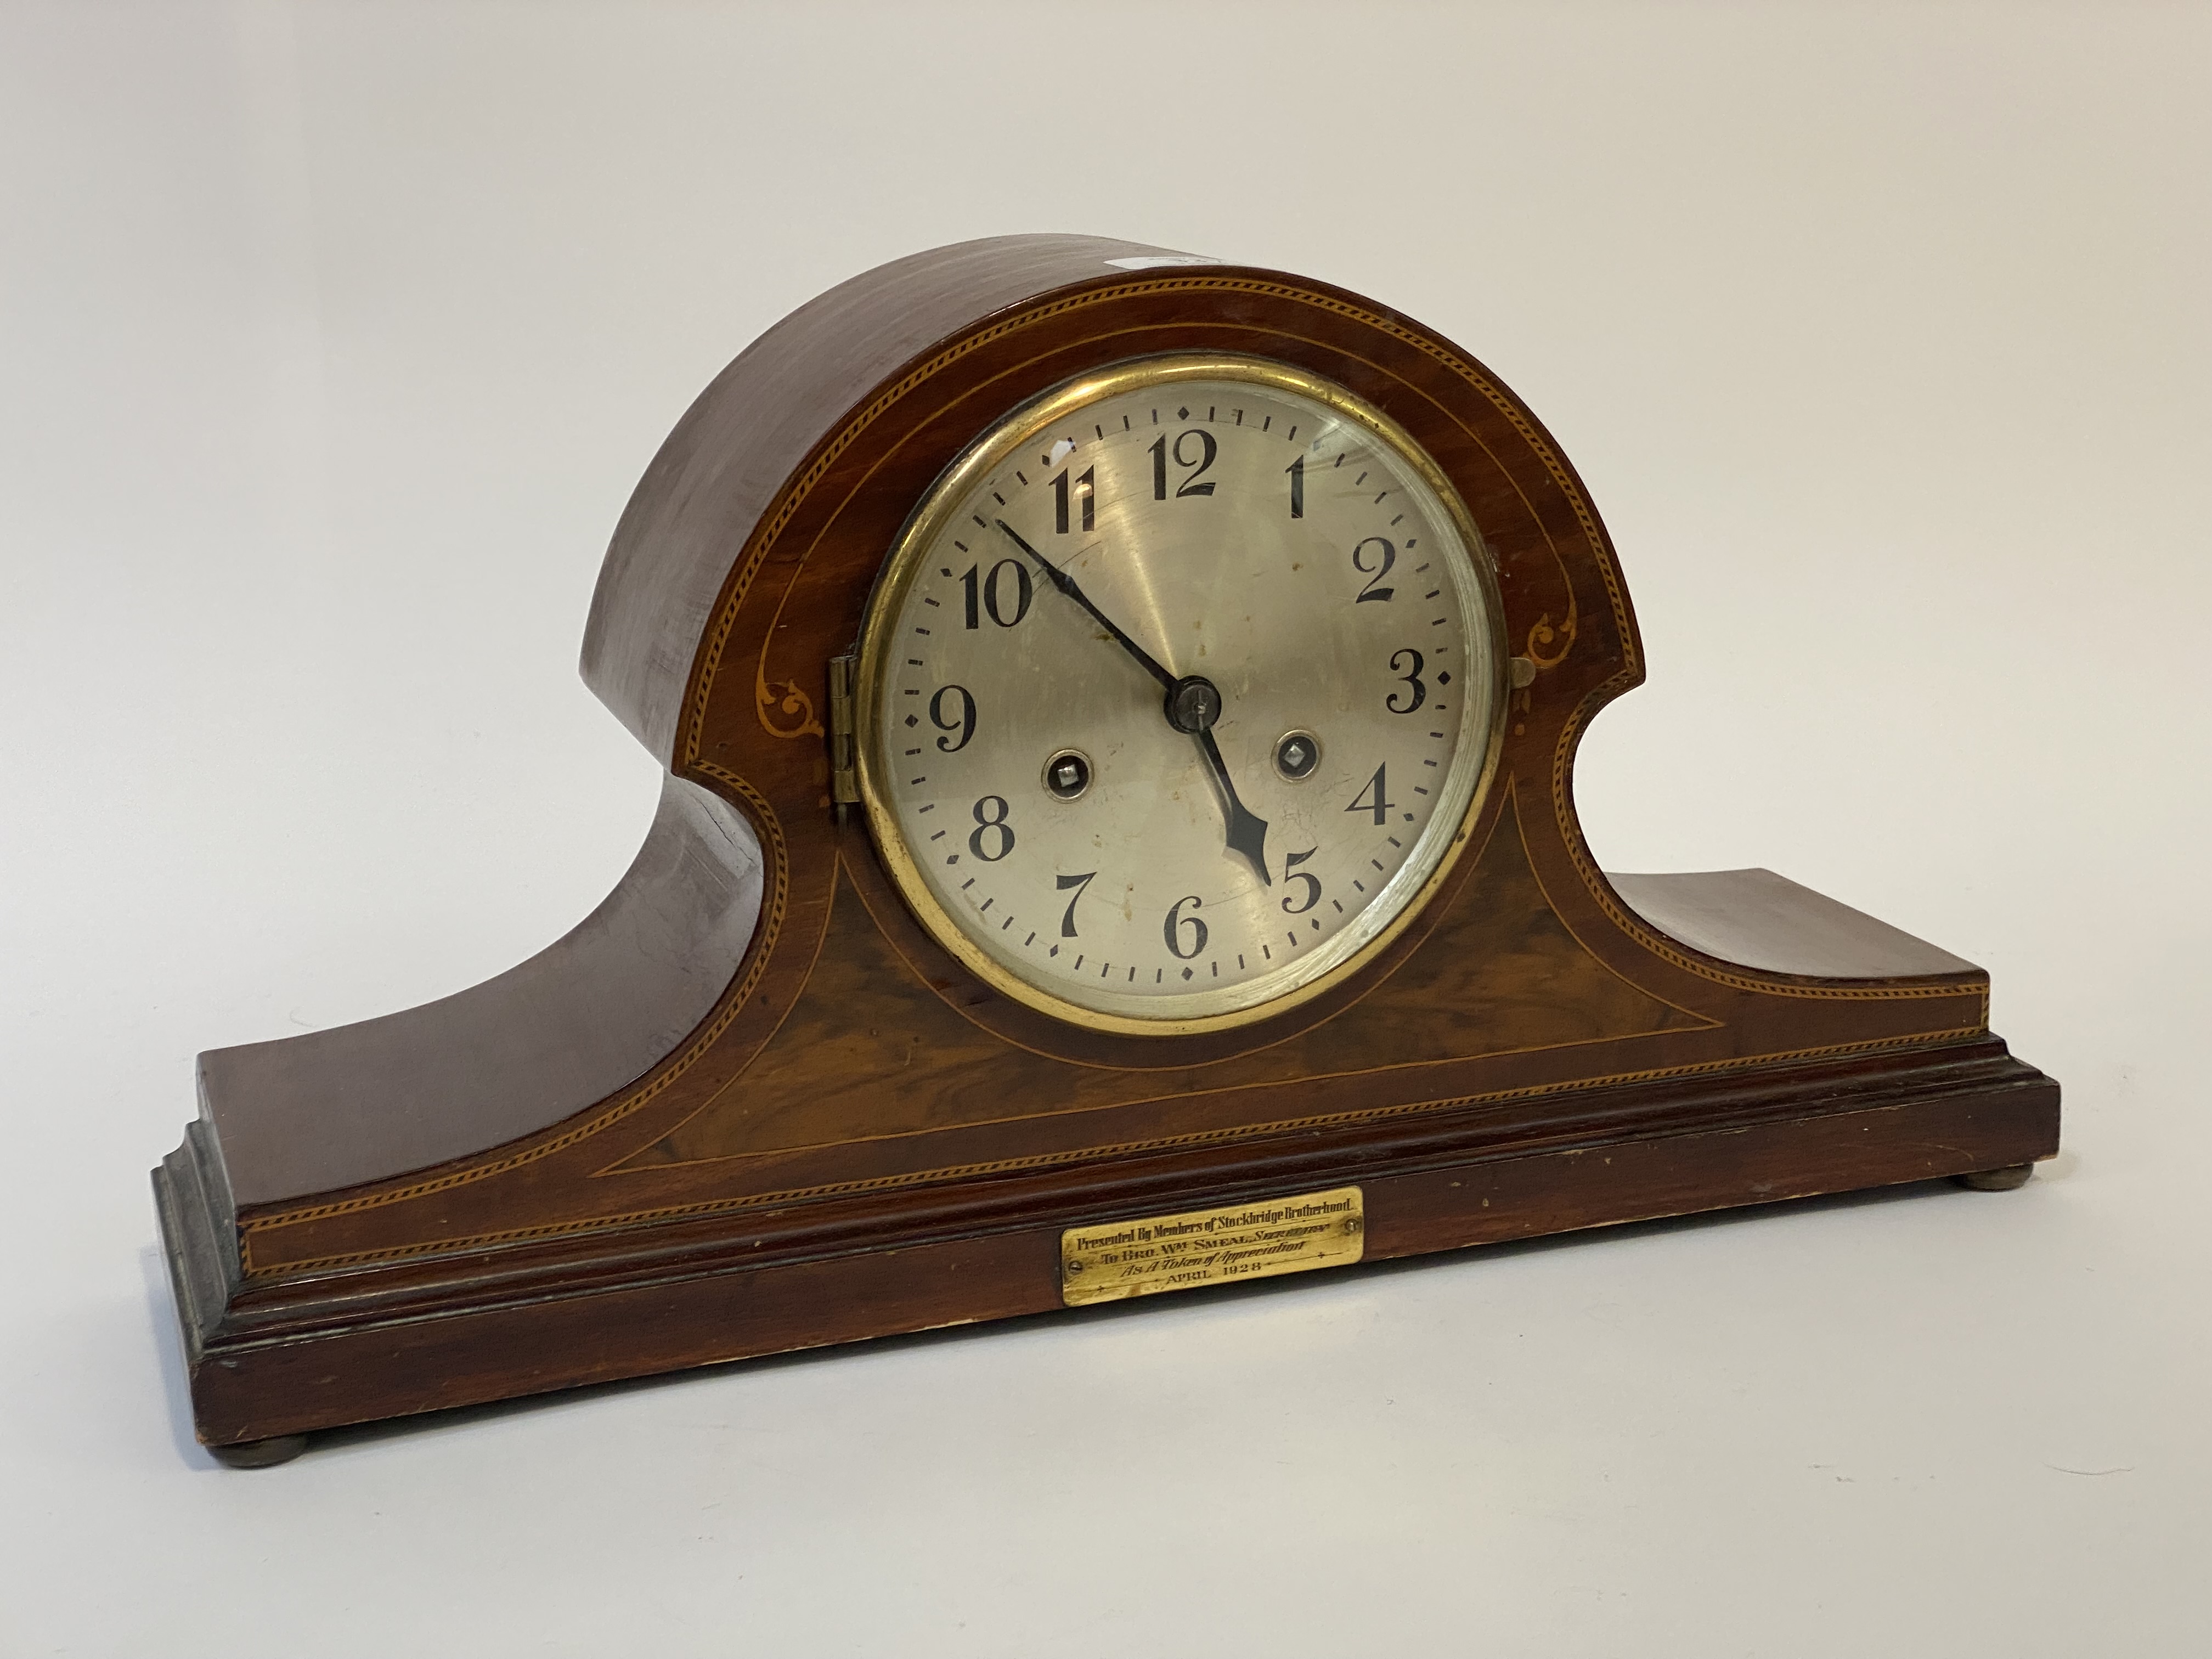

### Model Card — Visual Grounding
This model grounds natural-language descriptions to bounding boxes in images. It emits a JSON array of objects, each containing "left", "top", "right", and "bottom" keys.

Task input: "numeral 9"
[{"left": 929, "top": 684, "right": 977, "bottom": 753}]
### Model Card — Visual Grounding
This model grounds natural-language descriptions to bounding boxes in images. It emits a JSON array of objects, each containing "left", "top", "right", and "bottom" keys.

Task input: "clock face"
[{"left": 855, "top": 354, "right": 1505, "bottom": 1034}]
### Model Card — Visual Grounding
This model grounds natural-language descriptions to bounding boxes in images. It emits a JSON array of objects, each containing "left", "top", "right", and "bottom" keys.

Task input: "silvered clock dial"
[{"left": 855, "top": 353, "right": 1508, "bottom": 1032}]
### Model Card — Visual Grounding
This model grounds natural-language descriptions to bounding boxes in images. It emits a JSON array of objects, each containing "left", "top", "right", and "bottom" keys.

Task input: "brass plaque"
[{"left": 1060, "top": 1187, "right": 1365, "bottom": 1306}]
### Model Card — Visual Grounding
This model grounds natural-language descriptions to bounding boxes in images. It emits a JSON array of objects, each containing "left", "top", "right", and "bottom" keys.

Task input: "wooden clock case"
[{"left": 155, "top": 234, "right": 2059, "bottom": 1464}]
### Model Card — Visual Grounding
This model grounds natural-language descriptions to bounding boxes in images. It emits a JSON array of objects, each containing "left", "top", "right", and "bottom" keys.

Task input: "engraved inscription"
[{"left": 1060, "top": 1186, "right": 1364, "bottom": 1306}]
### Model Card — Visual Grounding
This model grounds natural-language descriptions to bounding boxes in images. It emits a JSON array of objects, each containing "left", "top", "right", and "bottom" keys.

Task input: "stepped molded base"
[{"left": 156, "top": 1035, "right": 2057, "bottom": 1455}]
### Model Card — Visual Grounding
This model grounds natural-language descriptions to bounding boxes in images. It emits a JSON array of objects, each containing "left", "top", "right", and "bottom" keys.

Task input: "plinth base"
[{"left": 157, "top": 1034, "right": 2056, "bottom": 1458}]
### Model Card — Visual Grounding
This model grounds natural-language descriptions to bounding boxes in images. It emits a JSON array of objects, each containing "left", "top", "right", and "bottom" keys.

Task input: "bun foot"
[
  {"left": 208, "top": 1434, "right": 308, "bottom": 1469},
  {"left": 1953, "top": 1164, "right": 2035, "bottom": 1192}
]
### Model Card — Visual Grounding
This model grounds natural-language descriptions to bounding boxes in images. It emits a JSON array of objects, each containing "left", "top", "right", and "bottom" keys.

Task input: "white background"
[{"left": 3, "top": 3, "right": 2207, "bottom": 1654}]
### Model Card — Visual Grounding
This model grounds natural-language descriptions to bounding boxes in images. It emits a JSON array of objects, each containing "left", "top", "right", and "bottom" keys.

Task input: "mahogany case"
[{"left": 154, "top": 234, "right": 2058, "bottom": 1458}]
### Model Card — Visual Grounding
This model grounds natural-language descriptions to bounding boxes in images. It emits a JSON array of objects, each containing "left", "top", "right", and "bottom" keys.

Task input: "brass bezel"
[{"left": 854, "top": 353, "right": 1510, "bottom": 1036}]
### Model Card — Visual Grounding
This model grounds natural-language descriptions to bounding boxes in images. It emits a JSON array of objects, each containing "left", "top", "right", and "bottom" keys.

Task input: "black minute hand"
[
  {"left": 996, "top": 518, "right": 1271, "bottom": 887},
  {"left": 996, "top": 521, "right": 1176, "bottom": 693}
]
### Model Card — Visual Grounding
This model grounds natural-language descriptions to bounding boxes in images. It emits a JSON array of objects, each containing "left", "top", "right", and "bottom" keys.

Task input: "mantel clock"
[{"left": 155, "top": 235, "right": 2058, "bottom": 1466}]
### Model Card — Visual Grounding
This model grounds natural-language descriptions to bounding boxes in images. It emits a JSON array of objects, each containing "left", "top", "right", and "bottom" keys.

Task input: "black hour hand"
[{"left": 1196, "top": 729, "right": 1270, "bottom": 887}]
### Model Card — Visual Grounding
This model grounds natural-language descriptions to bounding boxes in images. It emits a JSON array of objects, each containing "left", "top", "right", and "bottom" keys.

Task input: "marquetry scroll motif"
[
  {"left": 754, "top": 669, "right": 824, "bottom": 740},
  {"left": 1525, "top": 595, "right": 1578, "bottom": 670}
]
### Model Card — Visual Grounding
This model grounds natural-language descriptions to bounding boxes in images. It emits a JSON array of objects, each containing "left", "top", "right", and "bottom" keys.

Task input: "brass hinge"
[{"left": 826, "top": 653, "right": 859, "bottom": 808}]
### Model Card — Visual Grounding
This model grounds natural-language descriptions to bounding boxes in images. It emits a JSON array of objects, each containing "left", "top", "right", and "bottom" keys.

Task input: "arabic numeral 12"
[{"left": 1148, "top": 430, "right": 1217, "bottom": 499}]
